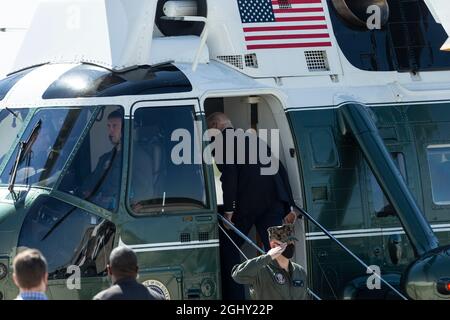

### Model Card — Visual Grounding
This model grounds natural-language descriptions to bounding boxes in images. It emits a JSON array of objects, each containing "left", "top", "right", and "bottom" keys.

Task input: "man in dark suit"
[
  {"left": 207, "top": 112, "right": 297, "bottom": 248},
  {"left": 81, "top": 110, "right": 123, "bottom": 211},
  {"left": 207, "top": 112, "right": 297, "bottom": 299},
  {"left": 93, "top": 246, "right": 165, "bottom": 300}
]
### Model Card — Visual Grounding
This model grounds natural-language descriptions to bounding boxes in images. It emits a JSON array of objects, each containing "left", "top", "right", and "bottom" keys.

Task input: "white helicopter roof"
[
  {"left": 13, "top": 0, "right": 157, "bottom": 73},
  {"left": 0, "top": 60, "right": 270, "bottom": 109}
]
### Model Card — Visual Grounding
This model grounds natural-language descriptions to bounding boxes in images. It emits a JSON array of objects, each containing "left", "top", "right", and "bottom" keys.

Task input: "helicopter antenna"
[
  {"left": 0, "top": 27, "right": 27, "bottom": 32},
  {"left": 192, "top": 17, "right": 208, "bottom": 72},
  {"left": 160, "top": 15, "right": 208, "bottom": 72},
  {"left": 161, "top": 191, "right": 166, "bottom": 214},
  {"left": 160, "top": 0, "right": 208, "bottom": 72}
]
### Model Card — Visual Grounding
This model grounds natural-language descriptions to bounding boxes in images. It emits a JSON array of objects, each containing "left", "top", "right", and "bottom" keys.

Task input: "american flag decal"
[{"left": 237, "top": 0, "right": 332, "bottom": 50}]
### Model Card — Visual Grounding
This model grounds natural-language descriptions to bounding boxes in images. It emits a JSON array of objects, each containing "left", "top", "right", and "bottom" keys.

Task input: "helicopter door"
[
  {"left": 121, "top": 99, "right": 218, "bottom": 300},
  {"left": 127, "top": 99, "right": 209, "bottom": 214}
]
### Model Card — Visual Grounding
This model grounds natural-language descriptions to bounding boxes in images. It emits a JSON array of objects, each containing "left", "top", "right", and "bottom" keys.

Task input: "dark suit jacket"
[
  {"left": 93, "top": 277, "right": 165, "bottom": 300},
  {"left": 215, "top": 128, "right": 295, "bottom": 215},
  {"left": 80, "top": 146, "right": 122, "bottom": 210}
]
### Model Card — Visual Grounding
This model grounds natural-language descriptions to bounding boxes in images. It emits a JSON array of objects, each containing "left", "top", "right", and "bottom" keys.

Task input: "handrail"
[
  {"left": 294, "top": 206, "right": 408, "bottom": 300},
  {"left": 307, "top": 288, "right": 322, "bottom": 301},
  {"left": 218, "top": 214, "right": 265, "bottom": 254},
  {"left": 218, "top": 210, "right": 408, "bottom": 300}
]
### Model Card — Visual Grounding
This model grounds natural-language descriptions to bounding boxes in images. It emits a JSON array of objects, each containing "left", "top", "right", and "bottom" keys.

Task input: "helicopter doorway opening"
[{"left": 203, "top": 94, "right": 307, "bottom": 276}]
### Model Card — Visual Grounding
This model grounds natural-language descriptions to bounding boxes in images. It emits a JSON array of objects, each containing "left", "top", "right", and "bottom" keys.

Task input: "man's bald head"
[
  {"left": 207, "top": 112, "right": 233, "bottom": 131},
  {"left": 108, "top": 247, "right": 139, "bottom": 280}
]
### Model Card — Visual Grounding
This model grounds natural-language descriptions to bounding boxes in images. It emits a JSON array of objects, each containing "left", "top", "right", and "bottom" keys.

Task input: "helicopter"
[{"left": 0, "top": 0, "right": 449, "bottom": 300}]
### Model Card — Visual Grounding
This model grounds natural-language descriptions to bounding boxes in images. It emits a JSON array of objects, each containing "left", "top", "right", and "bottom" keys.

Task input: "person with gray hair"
[
  {"left": 207, "top": 112, "right": 298, "bottom": 300},
  {"left": 206, "top": 112, "right": 234, "bottom": 131},
  {"left": 93, "top": 246, "right": 165, "bottom": 300},
  {"left": 206, "top": 112, "right": 297, "bottom": 244}
]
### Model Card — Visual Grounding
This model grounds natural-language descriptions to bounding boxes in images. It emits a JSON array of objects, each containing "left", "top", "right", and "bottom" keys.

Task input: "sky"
[
  {"left": 0, "top": 0, "right": 39, "bottom": 77},
  {"left": 0, "top": 0, "right": 39, "bottom": 28}
]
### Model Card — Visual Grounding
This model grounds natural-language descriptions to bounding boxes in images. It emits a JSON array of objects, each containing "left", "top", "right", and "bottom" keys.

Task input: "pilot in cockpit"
[{"left": 80, "top": 110, "right": 123, "bottom": 211}]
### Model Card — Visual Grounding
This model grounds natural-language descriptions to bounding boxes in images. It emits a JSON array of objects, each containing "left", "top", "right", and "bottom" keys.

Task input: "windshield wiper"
[
  {"left": 4, "top": 107, "right": 23, "bottom": 127},
  {"left": 8, "top": 120, "right": 42, "bottom": 194},
  {"left": 5, "top": 107, "right": 18, "bottom": 119}
]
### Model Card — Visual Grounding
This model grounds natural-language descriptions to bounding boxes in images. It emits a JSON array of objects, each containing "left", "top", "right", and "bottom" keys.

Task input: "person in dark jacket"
[
  {"left": 93, "top": 246, "right": 165, "bottom": 300},
  {"left": 207, "top": 112, "right": 297, "bottom": 249},
  {"left": 81, "top": 109, "right": 123, "bottom": 211},
  {"left": 207, "top": 112, "right": 298, "bottom": 299}
]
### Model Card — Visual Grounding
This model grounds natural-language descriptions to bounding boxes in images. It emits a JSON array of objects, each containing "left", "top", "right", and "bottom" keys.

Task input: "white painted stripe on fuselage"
[
  {"left": 119, "top": 238, "right": 220, "bottom": 252},
  {"left": 284, "top": 99, "right": 450, "bottom": 112},
  {"left": 306, "top": 227, "right": 450, "bottom": 241},
  {"left": 305, "top": 223, "right": 450, "bottom": 237},
  {"left": 125, "top": 239, "right": 219, "bottom": 249},
  {"left": 133, "top": 243, "right": 220, "bottom": 252}
]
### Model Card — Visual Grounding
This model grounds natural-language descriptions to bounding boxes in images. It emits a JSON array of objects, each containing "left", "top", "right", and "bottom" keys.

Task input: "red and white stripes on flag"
[{"left": 238, "top": 0, "right": 333, "bottom": 50}]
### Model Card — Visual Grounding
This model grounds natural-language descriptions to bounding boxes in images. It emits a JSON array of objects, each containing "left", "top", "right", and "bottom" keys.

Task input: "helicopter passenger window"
[
  {"left": 58, "top": 106, "right": 124, "bottom": 212},
  {"left": 369, "top": 153, "right": 407, "bottom": 217},
  {"left": 427, "top": 145, "right": 450, "bottom": 205},
  {"left": 129, "top": 106, "right": 207, "bottom": 214},
  {"left": 17, "top": 196, "right": 116, "bottom": 280}
]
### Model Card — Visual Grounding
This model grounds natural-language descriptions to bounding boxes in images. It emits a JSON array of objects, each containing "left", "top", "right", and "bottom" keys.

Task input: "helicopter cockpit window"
[
  {"left": 0, "top": 108, "right": 29, "bottom": 165},
  {"left": 17, "top": 196, "right": 116, "bottom": 280},
  {"left": 59, "top": 106, "right": 124, "bottom": 212},
  {"left": 427, "top": 145, "right": 450, "bottom": 205},
  {"left": 0, "top": 107, "right": 93, "bottom": 189},
  {"left": 129, "top": 106, "right": 207, "bottom": 214},
  {"left": 369, "top": 153, "right": 407, "bottom": 217}
]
